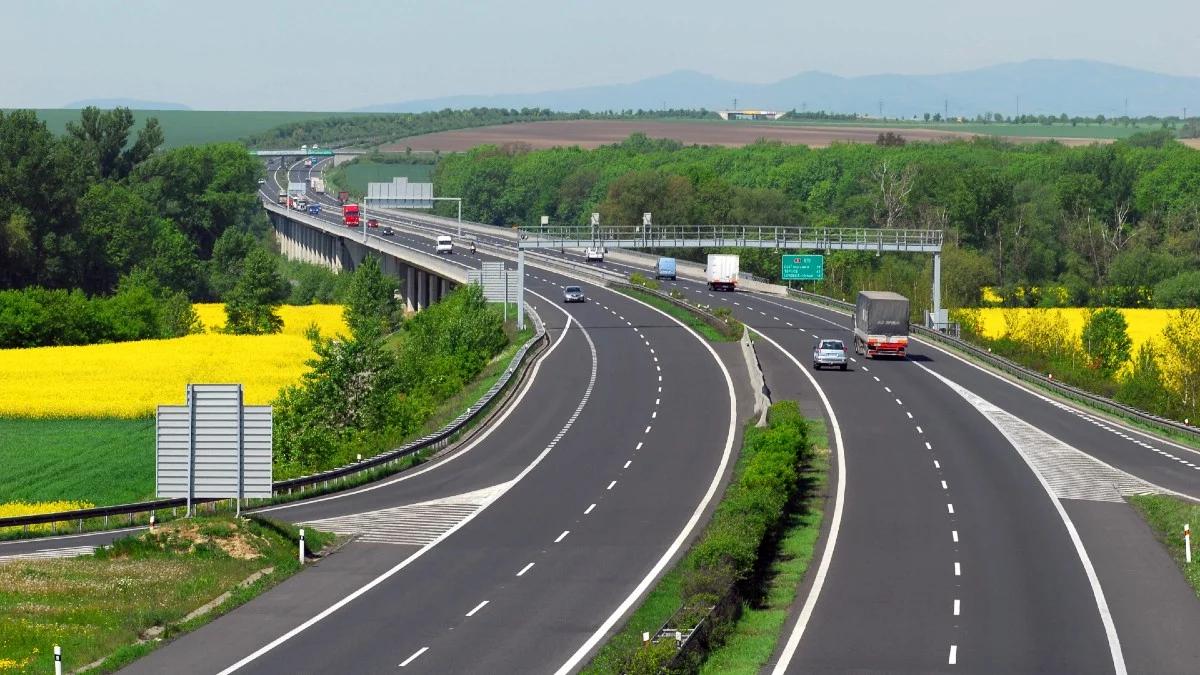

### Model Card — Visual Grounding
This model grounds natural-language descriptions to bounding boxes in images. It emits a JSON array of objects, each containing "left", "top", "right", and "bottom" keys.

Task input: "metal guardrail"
[
  {"left": 0, "top": 307, "right": 549, "bottom": 533},
  {"left": 783, "top": 288, "right": 1200, "bottom": 444}
]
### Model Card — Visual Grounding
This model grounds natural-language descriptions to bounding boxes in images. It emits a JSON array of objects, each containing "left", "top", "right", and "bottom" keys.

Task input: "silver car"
[
  {"left": 813, "top": 339, "right": 848, "bottom": 370},
  {"left": 563, "top": 285, "right": 586, "bottom": 303}
]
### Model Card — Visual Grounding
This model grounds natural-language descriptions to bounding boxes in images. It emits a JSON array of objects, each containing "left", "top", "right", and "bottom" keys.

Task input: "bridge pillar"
[
  {"left": 405, "top": 266, "right": 416, "bottom": 313},
  {"left": 416, "top": 270, "right": 428, "bottom": 310},
  {"left": 439, "top": 277, "right": 449, "bottom": 301}
]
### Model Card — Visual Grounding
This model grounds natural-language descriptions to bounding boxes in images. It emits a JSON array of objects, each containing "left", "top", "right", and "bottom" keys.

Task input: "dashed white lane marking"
[
  {"left": 860, "top": 366, "right": 868, "bottom": 371},
  {"left": 555, "top": 530, "right": 570, "bottom": 543},
  {"left": 954, "top": 562, "right": 961, "bottom": 576},
  {"left": 786, "top": 322, "right": 794, "bottom": 327},
  {"left": 0, "top": 545, "right": 97, "bottom": 562},
  {"left": 644, "top": 425, "right": 652, "bottom": 434},
  {"left": 636, "top": 441, "right": 643, "bottom": 450},
  {"left": 885, "top": 386, "right": 892, "bottom": 393},
  {"left": 400, "top": 647, "right": 428, "bottom": 667},
  {"left": 607, "top": 481, "right": 617, "bottom": 490},
  {"left": 300, "top": 483, "right": 510, "bottom": 546},
  {"left": 584, "top": 503, "right": 596, "bottom": 515},
  {"left": 652, "top": 411, "right": 657, "bottom": 419},
  {"left": 906, "top": 412, "right": 913, "bottom": 419},
  {"left": 947, "top": 503, "right": 955, "bottom": 514},
  {"left": 954, "top": 599, "right": 961, "bottom": 616},
  {"left": 896, "top": 398, "right": 903, "bottom": 406},
  {"left": 934, "top": 460, "right": 941, "bottom": 469},
  {"left": 952, "top": 530, "right": 959, "bottom": 543},
  {"left": 873, "top": 376, "right": 880, "bottom": 382},
  {"left": 941, "top": 480, "right": 949, "bottom": 490},
  {"left": 949, "top": 645, "right": 958, "bottom": 665},
  {"left": 926, "top": 442, "right": 933, "bottom": 450},
  {"left": 655, "top": 398, "right": 660, "bottom": 405},
  {"left": 516, "top": 562, "right": 535, "bottom": 577},
  {"left": 623, "top": 460, "right": 632, "bottom": 469},
  {"left": 465, "top": 600, "right": 489, "bottom": 617},
  {"left": 917, "top": 426, "right": 924, "bottom": 434}
]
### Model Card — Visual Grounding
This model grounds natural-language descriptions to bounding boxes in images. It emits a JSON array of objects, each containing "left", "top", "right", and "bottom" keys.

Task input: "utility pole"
[
  {"left": 944, "top": 99, "right": 949, "bottom": 120},
  {"left": 732, "top": 97, "right": 738, "bottom": 111},
  {"left": 1016, "top": 95, "right": 1020, "bottom": 119},
  {"left": 878, "top": 99, "right": 884, "bottom": 119}
]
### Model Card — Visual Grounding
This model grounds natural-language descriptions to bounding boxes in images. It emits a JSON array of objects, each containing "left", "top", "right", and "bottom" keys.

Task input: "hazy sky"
[{"left": 5, "top": 0, "right": 1198, "bottom": 110}]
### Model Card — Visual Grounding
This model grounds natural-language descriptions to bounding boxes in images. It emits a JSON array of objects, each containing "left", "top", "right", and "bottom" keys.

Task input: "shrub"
[{"left": 1081, "top": 308, "right": 1132, "bottom": 378}]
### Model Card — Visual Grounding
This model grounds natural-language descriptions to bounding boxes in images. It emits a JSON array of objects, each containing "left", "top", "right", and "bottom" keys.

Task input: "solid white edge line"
[
  {"left": 756, "top": 329, "right": 847, "bottom": 675},
  {"left": 218, "top": 295, "right": 591, "bottom": 674},
  {"left": 553, "top": 281, "right": 738, "bottom": 675},
  {"left": 913, "top": 362, "right": 1127, "bottom": 675}
]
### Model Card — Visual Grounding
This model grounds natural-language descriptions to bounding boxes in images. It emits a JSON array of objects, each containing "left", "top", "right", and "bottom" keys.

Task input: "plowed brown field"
[{"left": 381, "top": 119, "right": 1106, "bottom": 152}]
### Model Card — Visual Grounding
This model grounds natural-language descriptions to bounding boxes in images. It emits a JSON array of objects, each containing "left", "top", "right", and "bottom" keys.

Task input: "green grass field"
[
  {"left": 0, "top": 417, "right": 155, "bottom": 506},
  {"left": 330, "top": 160, "right": 435, "bottom": 198},
  {"left": 20, "top": 109, "right": 365, "bottom": 148}
]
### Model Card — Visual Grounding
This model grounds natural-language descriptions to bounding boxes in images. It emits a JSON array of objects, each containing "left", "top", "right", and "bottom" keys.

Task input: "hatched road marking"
[
  {"left": 300, "top": 482, "right": 511, "bottom": 546},
  {"left": 0, "top": 545, "right": 97, "bottom": 562}
]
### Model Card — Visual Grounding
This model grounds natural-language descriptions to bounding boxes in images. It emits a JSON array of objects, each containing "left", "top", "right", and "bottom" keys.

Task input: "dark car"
[
  {"left": 381, "top": 225, "right": 394, "bottom": 236},
  {"left": 563, "top": 285, "right": 586, "bottom": 303},
  {"left": 367, "top": 218, "right": 379, "bottom": 228}
]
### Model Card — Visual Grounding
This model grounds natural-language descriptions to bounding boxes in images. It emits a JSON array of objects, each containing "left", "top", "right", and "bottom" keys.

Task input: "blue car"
[{"left": 307, "top": 204, "right": 321, "bottom": 215}]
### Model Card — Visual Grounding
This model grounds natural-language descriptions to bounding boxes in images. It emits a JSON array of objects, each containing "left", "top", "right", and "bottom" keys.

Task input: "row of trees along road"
[
  {"left": 432, "top": 131, "right": 1200, "bottom": 310},
  {"left": 0, "top": 108, "right": 297, "bottom": 345}
]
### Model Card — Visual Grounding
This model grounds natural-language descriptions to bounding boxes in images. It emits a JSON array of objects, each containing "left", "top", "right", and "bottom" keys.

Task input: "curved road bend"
[
  {"left": 373, "top": 205, "right": 1200, "bottom": 672},
  {"left": 118, "top": 165, "right": 740, "bottom": 673},
  {"left": 291, "top": 166, "right": 1200, "bottom": 671}
]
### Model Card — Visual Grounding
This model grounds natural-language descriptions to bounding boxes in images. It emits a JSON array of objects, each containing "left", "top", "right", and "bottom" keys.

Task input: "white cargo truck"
[{"left": 706, "top": 254, "right": 739, "bottom": 291}]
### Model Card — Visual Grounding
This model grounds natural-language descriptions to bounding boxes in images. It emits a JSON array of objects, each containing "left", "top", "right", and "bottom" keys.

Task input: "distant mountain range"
[
  {"left": 62, "top": 98, "right": 191, "bottom": 110},
  {"left": 358, "top": 60, "right": 1199, "bottom": 119}
]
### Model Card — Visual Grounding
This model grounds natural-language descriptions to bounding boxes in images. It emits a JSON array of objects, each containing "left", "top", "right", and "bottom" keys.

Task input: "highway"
[
  {"left": 110, "top": 159, "right": 743, "bottom": 673},
  {"left": 9, "top": 156, "right": 1197, "bottom": 673},
  {"left": 367, "top": 187, "right": 1200, "bottom": 673}
]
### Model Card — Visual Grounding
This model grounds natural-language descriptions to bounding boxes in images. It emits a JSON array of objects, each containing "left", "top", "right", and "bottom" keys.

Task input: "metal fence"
[
  {"left": 518, "top": 224, "right": 943, "bottom": 252},
  {"left": 0, "top": 306, "right": 549, "bottom": 534}
]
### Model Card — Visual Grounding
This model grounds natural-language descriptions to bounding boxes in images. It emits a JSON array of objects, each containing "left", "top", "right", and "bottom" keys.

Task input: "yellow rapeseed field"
[
  {"left": 0, "top": 500, "right": 93, "bottom": 534},
  {"left": 193, "top": 304, "right": 347, "bottom": 337},
  {"left": 973, "top": 308, "right": 1175, "bottom": 353},
  {"left": 0, "top": 305, "right": 346, "bottom": 418}
]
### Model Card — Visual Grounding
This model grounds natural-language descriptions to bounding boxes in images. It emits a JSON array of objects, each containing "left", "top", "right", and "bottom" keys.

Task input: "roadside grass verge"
[
  {"left": 618, "top": 286, "right": 739, "bottom": 342},
  {"left": 699, "top": 420, "right": 829, "bottom": 673},
  {"left": 1128, "top": 494, "right": 1200, "bottom": 599},
  {"left": 0, "top": 515, "right": 333, "bottom": 673},
  {"left": 0, "top": 418, "right": 155, "bottom": 505},
  {"left": 583, "top": 402, "right": 815, "bottom": 674}
]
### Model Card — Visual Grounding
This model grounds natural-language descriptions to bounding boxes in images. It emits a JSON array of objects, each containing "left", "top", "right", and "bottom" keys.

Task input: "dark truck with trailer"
[{"left": 853, "top": 291, "right": 910, "bottom": 358}]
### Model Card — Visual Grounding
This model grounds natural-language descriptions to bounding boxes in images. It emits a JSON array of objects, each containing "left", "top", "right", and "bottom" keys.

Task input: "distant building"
[{"left": 716, "top": 110, "right": 787, "bottom": 121}]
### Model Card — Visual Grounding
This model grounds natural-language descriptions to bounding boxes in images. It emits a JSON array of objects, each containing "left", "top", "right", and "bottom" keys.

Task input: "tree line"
[
  {"left": 0, "top": 107, "right": 311, "bottom": 346},
  {"left": 432, "top": 131, "right": 1200, "bottom": 310},
  {"left": 243, "top": 107, "right": 727, "bottom": 150}
]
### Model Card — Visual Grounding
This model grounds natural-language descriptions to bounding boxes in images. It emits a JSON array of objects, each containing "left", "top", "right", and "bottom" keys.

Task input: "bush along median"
[
  {"left": 584, "top": 401, "right": 822, "bottom": 674},
  {"left": 619, "top": 274, "right": 743, "bottom": 342}
]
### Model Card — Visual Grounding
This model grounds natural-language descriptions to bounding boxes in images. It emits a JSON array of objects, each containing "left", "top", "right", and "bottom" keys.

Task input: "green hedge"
[{"left": 586, "top": 401, "right": 812, "bottom": 674}]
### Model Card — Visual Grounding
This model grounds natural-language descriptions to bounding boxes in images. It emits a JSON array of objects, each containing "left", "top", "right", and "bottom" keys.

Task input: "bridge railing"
[{"left": 517, "top": 225, "right": 943, "bottom": 252}]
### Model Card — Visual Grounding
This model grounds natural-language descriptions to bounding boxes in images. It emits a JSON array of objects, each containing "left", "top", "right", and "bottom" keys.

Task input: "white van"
[{"left": 436, "top": 235, "right": 453, "bottom": 254}]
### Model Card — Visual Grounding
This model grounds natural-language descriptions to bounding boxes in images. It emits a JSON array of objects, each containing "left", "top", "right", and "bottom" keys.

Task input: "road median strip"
[{"left": 582, "top": 401, "right": 820, "bottom": 674}]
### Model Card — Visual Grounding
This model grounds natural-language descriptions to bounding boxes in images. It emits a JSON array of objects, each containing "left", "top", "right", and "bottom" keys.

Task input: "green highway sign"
[{"left": 781, "top": 254, "right": 824, "bottom": 281}]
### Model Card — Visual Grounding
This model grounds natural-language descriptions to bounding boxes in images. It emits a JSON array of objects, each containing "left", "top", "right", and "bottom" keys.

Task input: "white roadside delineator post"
[
  {"left": 299, "top": 528, "right": 306, "bottom": 564},
  {"left": 54, "top": 645, "right": 62, "bottom": 675},
  {"left": 1186, "top": 523, "right": 1192, "bottom": 564}
]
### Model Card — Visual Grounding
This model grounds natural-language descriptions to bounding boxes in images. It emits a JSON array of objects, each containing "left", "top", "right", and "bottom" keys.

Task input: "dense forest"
[
  {"left": 432, "top": 132, "right": 1200, "bottom": 310},
  {"left": 0, "top": 108, "right": 302, "bottom": 346}
]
